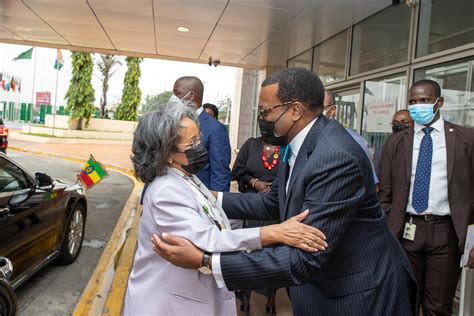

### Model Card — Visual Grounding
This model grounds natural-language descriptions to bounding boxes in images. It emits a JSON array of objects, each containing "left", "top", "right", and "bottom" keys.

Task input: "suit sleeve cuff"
[
  {"left": 217, "top": 192, "right": 223, "bottom": 206},
  {"left": 212, "top": 253, "right": 226, "bottom": 288}
]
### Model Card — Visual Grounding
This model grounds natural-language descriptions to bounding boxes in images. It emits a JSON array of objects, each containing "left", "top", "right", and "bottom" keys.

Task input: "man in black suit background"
[{"left": 153, "top": 68, "right": 417, "bottom": 315}]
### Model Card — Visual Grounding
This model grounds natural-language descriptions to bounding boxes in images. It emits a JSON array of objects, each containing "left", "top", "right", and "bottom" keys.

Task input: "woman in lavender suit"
[{"left": 123, "top": 101, "right": 326, "bottom": 316}]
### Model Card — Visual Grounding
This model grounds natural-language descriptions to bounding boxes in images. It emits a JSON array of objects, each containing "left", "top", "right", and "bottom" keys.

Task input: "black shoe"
[{"left": 266, "top": 305, "right": 276, "bottom": 315}]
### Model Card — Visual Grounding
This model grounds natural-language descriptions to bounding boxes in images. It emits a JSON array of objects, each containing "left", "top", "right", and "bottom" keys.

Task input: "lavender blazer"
[{"left": 123, "top": 168, "right": 261, "bottom": 316}]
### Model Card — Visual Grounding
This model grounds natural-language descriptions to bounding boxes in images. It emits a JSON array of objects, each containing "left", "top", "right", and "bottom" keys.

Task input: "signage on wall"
[
  {"left": 36, "top": 92, "right": 51, "bottom": 105},
  {"left": 366, "top": 101, "right": 396, "bottom": 133}
]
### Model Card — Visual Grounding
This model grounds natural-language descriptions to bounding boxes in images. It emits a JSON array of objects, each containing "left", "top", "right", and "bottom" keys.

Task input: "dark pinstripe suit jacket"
[{"left": 222, "top": 116, "right": 417, "bottom": 315}]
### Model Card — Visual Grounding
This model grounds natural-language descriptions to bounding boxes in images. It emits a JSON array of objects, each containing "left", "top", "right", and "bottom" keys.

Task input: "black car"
[
  {"left": 0, "top": 257, "right": 17, "bottom": 316},
  {"left": 0, "top": 153, "right": 87, "bottom": 290}
]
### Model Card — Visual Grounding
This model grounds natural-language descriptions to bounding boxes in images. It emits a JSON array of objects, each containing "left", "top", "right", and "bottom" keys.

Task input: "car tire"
[
  {"left": 57, "top": 203, "right": 86, "bottom": 265},
  {"left": 0, "top": 279, "right": 17, "bottom": 316}
]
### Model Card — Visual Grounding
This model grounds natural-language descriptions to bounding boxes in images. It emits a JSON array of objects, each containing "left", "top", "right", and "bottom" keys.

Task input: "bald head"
[{"left": 173, "top": 76, "right": 204, "bottom": 107}]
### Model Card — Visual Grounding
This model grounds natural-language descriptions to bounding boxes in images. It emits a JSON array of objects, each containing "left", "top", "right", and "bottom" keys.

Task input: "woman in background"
[{"left": 231, "top": 128, "right": 287, "bottom": 316}]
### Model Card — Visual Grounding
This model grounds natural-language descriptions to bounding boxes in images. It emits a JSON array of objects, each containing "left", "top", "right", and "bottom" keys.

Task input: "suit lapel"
[
  {"left": 444, "top": 121, "right": 455, "bottom": 185},
  {"left": 283, "top": 115, "right": 329, "bottom": 219},
  {"left": 403, "top": 128, "right": 414, "bottom": 185},
  {"left": 278, "top": 161, "right": 289, "bottom": 221}
]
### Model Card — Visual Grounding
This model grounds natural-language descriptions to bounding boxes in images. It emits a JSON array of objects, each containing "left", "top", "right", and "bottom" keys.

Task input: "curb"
[{"left": 9, "top": 146, "right": 141, "bottom": 315}]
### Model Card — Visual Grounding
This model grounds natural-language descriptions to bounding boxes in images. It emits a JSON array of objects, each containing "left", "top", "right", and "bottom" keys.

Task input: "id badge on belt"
[{"left": 403, "top": 216, "right": 416, "bottom": 241}]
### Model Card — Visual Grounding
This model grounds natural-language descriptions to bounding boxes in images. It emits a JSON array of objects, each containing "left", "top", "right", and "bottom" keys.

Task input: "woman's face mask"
[
  {"left": 180, "top": 142, "right": 208, "bottom": 174},
  {"left": 408, "top": 98, "right": 439, "bottom": 125}
]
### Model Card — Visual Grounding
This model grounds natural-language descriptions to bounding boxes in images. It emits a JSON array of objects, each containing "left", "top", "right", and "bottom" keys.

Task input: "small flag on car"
[{"left": 79, "top": 155, "right": 108, "bottom": 189}]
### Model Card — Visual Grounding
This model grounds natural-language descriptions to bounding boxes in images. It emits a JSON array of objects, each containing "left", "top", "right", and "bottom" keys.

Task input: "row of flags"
[
  {"left": 11, "top": 47, "right": 64, "bottom": 69},
  {"left": 0, "top": 72, "right": 21, "bottom": 92}
]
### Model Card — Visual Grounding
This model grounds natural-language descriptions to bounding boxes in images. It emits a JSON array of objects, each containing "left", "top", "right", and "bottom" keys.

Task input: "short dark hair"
[
  {"left": 203, "top": 103, "right": 219, "bottom": 119},
  {"left": 411, "top": 79, "right": 441, "bottom": 98},
  {"left": 262, "top": 67, "right": 325, "bottom": 109}
]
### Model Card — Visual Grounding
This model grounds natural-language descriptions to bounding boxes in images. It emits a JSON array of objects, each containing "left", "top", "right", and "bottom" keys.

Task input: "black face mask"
[
  {"left": 391, "top": 123, "right": 410, "bottom": 134},
  {"left": 258, "top": 106, "right": 295, "bottom": 146},
  {"left": 181, "top": 142, "right": 209, "bottom": 174}
]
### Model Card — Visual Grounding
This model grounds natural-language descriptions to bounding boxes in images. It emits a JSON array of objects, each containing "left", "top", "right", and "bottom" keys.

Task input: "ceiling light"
[{"left": 178, "top": 26, "right": 190, "bottom": 32}]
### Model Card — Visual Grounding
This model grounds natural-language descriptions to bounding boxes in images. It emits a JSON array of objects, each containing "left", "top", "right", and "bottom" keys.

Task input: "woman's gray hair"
[{"left": 132, "top": 99, "right": 198, "bottom": 182}]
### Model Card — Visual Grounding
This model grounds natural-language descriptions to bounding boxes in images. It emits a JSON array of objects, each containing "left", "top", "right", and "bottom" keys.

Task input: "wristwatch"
[{"left": 198, "top": 252, "right": 212, "bottom": 275}]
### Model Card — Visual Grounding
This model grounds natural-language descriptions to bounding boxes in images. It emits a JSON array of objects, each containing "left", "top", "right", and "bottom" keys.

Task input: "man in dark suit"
[
  {"left": 379, "top": 79, "right": 474, "bottom": 315},
  {"left": 373, "top": 110, "right": 414, "bottom": 181},
  {"left": 153, "top": 68, "right": 417, "bottom": 315},
  {"left": 172, "top": 76, "right": 231, "bottom": 191}
]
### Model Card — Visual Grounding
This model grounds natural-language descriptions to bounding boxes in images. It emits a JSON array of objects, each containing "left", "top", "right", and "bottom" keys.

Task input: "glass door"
[{"left": 333, "top": 88, "right": 361, "bottom": 132}]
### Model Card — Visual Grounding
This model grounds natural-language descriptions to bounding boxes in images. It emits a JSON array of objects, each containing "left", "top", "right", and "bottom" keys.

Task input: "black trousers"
[{"left": 400, "top": 214, "right": 461, "bottom": 316}]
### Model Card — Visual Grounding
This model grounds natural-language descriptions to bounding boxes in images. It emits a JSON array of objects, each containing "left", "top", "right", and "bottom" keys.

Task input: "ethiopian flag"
[
  {"left": 54, "top": 49, "right": 64, "bottom": 70},
  {"left": 79, "top": 155, "right": 108, "bottom": 189}
]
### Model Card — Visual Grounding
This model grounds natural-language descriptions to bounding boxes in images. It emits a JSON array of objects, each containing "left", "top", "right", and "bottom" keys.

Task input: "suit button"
[{"left": 405, "top": 187, "right": 408, "bottom": 190}]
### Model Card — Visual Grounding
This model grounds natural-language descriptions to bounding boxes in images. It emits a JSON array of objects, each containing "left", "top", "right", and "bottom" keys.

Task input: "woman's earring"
[{"left": 168, "top": 159, "right": 173, "bottom": 164}]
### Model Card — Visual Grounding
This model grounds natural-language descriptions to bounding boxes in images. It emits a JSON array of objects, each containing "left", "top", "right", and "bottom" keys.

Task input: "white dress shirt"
[
  {"left": 214, "top": 117, "right": 318, "bottom": 288},
  {"left": 196, "top": 105, "right": 204, "bottom": 116},
  {"left": 406, "top": 117, "right": 451, "bottom": 216}
]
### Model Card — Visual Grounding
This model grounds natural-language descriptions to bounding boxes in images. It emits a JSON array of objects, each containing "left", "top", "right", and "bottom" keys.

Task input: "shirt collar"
[
  {"left": 288, "top": 117, "right": 317, "bottom": 158},
  {"left": 414, "top": 116, "right": 444, "bottom": 134},
  {"left": 196, "top": 106, "right": 203, "bottom": 116}
]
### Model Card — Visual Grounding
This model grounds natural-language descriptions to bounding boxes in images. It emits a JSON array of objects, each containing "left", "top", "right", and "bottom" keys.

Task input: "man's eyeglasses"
[{"left": 258, "top": 101, "right": 294, "bottom": 119}]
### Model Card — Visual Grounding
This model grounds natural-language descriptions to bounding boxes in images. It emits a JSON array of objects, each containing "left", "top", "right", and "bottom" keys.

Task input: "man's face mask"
[
  {"left": 169, "top": 91, "right": 196, "bottom": 108},
  {"left": 408, "top": 97, "right": 439, "bottom": 125},
  {"left": 176, "top": 141, "right": 208, "bottom": 174},
  {"left": 258, "top": 101, "right": 297, "bottom": 146},
  {"left": 391, "top": 123, "right": 411, "bottom": 134},
  {"left": 323, "top": 105, "right": 335, "bottom": 119}
]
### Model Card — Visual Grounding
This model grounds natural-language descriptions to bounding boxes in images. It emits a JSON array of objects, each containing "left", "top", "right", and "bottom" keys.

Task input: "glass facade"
[
  {"left": 414, "top": 59, "right": 474, "bottom": 128},
  {"left": 361, "top": 74, "right": 406, "bottom": 151},
  {"left": 312, "top": 31, "right": 347, "bottom": 84},
  {"left": 417, "top": 0, "right": 474, "bottom": 58},
  {"left": 333, "top": 89, "right": 360, "bottom": 130},
  {"left": 350, "top": 4, "right": 411, "bottom": 75},
  {"left": 287, "top": 49, "right": 312, "bottom": 70}
]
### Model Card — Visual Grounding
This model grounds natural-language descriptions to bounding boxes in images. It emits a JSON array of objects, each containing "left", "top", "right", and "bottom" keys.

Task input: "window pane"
[
  {"left": 287, "top": 50, "right": 312, "bottom": 70},
  {"left": 414, "top": 59, "right": 473, "bottom": 128},
  {"left": 0, "top": 159, "right": 28, "bottom": 192},
  {"left": 313, "top": 31, "right": 348, "bottom": 84},
  {"left": 362, "top": 74, "right": 407, "bottom": 151},
  {"left": 333, "top": 90, "right": 360, "bottom": 130},
  {"left": 416, "top": 0, "right": 474, "bottom": 58},
  {"left": 350, "top": 5, "right": 411, "bottom": 75}
]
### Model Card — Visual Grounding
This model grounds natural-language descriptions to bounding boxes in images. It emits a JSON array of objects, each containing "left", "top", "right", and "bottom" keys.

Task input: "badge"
[{"left": 403, "top": 218, "right": 416, "bottom": 241}]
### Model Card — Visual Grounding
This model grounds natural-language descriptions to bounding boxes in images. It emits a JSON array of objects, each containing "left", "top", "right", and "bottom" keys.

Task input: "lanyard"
[{"left": 172, "top": 168, "right": 227, "bottom": 230}]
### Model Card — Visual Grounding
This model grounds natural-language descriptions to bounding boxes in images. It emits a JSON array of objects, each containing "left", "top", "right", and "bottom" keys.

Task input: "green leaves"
[
  {"left": 116, "top": 57, "right": 142, "bottom": 121},
  {"left": 64, "top": 52, "right": 96, "bottom": 128}
]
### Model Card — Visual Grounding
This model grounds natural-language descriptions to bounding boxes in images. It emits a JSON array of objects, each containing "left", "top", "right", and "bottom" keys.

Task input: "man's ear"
[
  {"left": 291, "top": 102, "right": 305, "bottom": 120},
  {"left": 436, "top": 96, "right": 444, "bottom": 109}
]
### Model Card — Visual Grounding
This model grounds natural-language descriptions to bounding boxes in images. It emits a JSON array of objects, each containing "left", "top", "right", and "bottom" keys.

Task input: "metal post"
[
  {"left": 29, "top": 48, "right": 37, "bottom": 134},
  {"left": 52, "top": 59, "right": 59, "bottom": 137}
]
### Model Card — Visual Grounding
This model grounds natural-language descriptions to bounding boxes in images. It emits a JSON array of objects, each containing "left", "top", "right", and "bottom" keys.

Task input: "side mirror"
[
  {"left": 35, "top": 172, "right": 54, "bottom": 191},
  {"left": 0, "top": 257, "right": 13, "bottom": 279}
]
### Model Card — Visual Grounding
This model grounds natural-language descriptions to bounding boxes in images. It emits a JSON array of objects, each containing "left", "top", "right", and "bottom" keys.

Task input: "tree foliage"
[
  {"left": 141, "top": 91, "right": 173, "bottom": 113},
  {"left": 116, "top": 57, "right": 142, "bottom": 121},
  {"left": 96, "top": 54, "right": 122, "bottom": 118},
  {"left": 65, "top": 51, "right": 96, "bottom": 129}
]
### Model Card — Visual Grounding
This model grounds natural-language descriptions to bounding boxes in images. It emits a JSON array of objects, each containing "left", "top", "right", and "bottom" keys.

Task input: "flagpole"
[
  {"left": 52, "top": 57, "right": 59, "bottom": 137},
  {"left": 29, "top": 48, "right": 37, "bottom": 134}
]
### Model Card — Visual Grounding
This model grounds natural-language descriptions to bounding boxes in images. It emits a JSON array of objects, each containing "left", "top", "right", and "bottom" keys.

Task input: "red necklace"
[{"left": 262, "top": 146, "right": 280, "bottom": 171}]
